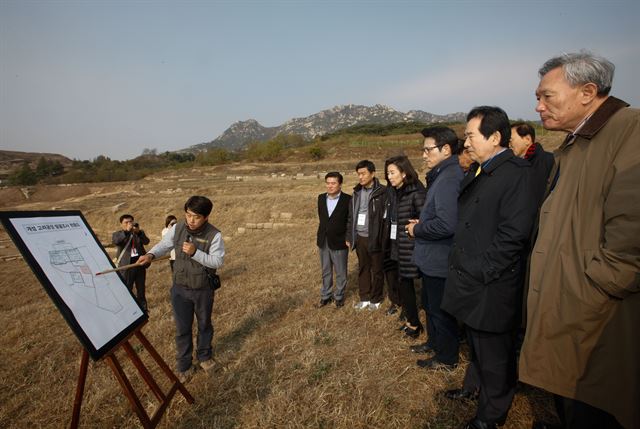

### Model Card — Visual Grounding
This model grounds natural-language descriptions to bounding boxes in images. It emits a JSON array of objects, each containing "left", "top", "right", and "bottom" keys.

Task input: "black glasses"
[{"left": 423, "top": 145, "right": 442, "bottom": 154}]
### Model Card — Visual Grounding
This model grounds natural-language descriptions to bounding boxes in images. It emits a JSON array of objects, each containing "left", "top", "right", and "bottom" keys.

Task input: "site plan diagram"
[{"left": 7, "top": 214, "right": 143, "bottom": 351}]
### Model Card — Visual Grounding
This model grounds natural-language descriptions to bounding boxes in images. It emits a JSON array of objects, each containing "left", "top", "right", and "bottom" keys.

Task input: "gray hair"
[{"left": 539, "top": 51, "right": 615, "bottom": 96}]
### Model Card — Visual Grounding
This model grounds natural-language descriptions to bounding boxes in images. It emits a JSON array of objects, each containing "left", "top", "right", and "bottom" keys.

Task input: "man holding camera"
[{"left": 112, "top": 214, "right": 150, "bottom": 311}]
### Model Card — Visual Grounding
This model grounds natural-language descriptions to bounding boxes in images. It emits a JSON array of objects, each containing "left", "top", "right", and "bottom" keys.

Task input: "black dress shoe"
[
  {"left": 444, "top": 388, "right": 479, "bottom": 401},
  {"left": 463, "top": 418, "right": 497, "bottom": 429},
  {"left": 316, "top": 297, "right": 332, "bottom": 308},
  {"left": 334, "top": 298, "right": 344, "bottom": 308},
  {"left": 416, "top": 357, "right": 457, "bottom": 370},
  {"left": 409, "top": 342, "right": 434, "bottom": 354},
  {"left": 404, "top": 324, "right": 423, "bottom": 339}
]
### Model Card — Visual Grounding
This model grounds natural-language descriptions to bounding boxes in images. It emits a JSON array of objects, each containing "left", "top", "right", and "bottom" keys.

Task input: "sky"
[{"left": 1, "top": 0, "right": 639, "bottom": 161}]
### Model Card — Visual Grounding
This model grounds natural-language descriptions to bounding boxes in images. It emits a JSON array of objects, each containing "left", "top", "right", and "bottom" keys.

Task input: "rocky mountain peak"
[{"left": 190, "top": 104, "right": 466, "bottom": 152}]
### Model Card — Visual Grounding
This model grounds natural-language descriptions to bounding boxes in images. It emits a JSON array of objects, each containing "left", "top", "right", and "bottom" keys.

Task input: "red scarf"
[{"left": 524, "top": 142, "right": 537, "bottom": 160}]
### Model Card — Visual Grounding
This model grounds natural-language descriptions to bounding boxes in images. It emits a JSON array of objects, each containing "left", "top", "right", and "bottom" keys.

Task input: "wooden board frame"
[{"left": 0, "top": 210, "right": 147, "bottom": 360}]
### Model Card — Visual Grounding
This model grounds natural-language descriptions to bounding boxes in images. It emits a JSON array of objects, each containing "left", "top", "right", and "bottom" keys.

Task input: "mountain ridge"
[{"left": 189, "top": 104, "right": 466, "bottom": 152}]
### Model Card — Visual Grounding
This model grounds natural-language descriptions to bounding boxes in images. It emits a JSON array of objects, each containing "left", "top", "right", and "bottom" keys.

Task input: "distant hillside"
[
  {"left": 0, "top": 150, "right": 73, "bottom": 178},
  {"left": 188, "top": 104, "right": 466, "bottom": 152}
]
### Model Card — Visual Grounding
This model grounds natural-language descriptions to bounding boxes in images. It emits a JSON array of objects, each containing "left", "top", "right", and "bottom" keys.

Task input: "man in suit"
[
  {"left": 441, "top": 106, "right": 537, "bottom": 429},
  {"left": 316, "top": 171, "right": 351, "bottom": 308}
]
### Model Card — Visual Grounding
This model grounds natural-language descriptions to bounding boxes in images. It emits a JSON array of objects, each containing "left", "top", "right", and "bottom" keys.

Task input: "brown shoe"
[
  {"left": 199, "top": 359, "right": 216, "bottom": 372},
  {"left": 177, "top": 366, "right": 195, "bottom": 383}
]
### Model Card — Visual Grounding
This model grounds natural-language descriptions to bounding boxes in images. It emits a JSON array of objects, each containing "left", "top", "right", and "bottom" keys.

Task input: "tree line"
[{"left": 7, "top": 120, "right": 544, "bottom": 186}]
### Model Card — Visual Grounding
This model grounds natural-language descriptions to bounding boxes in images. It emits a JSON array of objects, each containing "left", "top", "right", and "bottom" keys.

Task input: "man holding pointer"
[{"left": 137, "top": 196, "right": 224, "bottom": 382}]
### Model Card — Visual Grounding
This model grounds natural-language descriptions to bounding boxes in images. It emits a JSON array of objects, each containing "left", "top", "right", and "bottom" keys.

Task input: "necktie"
[{"left": 475, "top": 165, "right": 481, "bottom": 177}]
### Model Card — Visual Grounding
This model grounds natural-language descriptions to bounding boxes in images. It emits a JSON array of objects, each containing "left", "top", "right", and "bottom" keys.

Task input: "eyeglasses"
[{"left": 423, "top": 145, "right": 442, "bottom": 154}]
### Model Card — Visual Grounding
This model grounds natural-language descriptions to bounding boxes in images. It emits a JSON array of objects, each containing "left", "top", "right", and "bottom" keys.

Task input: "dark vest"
[{"left": 173, "top": 221, "right": 220, "bottom": 289}]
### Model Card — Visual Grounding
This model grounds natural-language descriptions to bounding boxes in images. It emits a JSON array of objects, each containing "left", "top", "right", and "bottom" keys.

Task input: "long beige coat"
[{"left": 519, "top": 97, "right": 640, "bottom": 429}]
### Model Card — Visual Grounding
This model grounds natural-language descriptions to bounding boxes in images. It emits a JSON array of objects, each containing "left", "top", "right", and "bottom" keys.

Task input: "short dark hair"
[
  {"left": 325, "top": 171, "right": 343, "bottom": 184},
  {"left": 184, "top": 196, "right": 213, "bottom": 217},
  {"left": 421, "top": 126, "right": 460, "bottom": 153},
  {"left": 455, "top": 142, "right": 468, "bottom": 155},
  {"left": 511, "top": 122, "right": 536, "bottom": 144},
  {"left": 355, "top": 159, "right": 375, "bottom": 173},
  {"left": 467, "top": 106, "right": 511, "bottom": 148},
  {"left": 119, "top": 214, "right": 133, "bottom": 223},
  {"left": 384, "top": 155, "right": 419, "bottom": 186},
  {"left": 164, "top": 214, "right": 177, "bottom": 228}
]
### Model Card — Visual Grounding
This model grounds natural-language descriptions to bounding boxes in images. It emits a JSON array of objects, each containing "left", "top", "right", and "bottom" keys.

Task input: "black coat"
[
  {"left": 441, "top": 149, "right": 537, "bottom": 333},
  {"left": 389, "top": 180, "right": 426, "bottom": 279},
  {"left": 526, "top": 143, "right": 555, "bottom": 208},
  {"left": 317, "top": 192, "right": 351, "bottom": 250},
  {"left": 112, "top": 229, "right": 150, "bottom": 266}
]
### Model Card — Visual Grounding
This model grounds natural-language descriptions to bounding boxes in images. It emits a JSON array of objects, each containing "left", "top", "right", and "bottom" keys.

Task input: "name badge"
[
  {"left": 357, "top": 213, "right": 366, "bottom": 226},
  {"left": 390, "top": 222, "right": 397, "bottom": 240}
]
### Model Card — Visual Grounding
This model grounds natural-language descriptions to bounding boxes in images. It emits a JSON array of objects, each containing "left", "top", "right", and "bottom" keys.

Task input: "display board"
[{"left": 0, "top": 210, "right": 147, "bottom": 360}]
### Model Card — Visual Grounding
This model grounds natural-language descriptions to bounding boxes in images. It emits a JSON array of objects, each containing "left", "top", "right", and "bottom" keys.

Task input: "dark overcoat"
[
  {"left": 526, "top": 143, "right": 555, "bottom": 208},
  {"left": 441, "top": 149, "right": 536, "bottom": 333}
]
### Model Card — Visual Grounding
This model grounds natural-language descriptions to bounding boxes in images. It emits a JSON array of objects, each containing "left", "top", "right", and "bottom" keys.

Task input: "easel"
[{"left": 70, "top": 324, "right": 194, "bottom": 428}]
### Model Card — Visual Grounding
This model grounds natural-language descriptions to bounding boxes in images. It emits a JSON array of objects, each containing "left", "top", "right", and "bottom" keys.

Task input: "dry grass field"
[{"left": 0, "top": 134, "right": 565, "bottom": 429}]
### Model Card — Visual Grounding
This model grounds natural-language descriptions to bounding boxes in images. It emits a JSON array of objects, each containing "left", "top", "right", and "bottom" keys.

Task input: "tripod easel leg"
[
  {"left": 70, "top": 349, "right": 89, "bottom": 429},
  {"left": 105, "top": 345, "right": 152, "bottom": 428},
  {"left": 135, "top": 330, "right": 194, "bottom": 403}
]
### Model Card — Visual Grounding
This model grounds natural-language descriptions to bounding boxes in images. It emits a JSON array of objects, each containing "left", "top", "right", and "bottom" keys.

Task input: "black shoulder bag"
[{"left": 206, "top": 269, "right": 221, "bottom": 291}]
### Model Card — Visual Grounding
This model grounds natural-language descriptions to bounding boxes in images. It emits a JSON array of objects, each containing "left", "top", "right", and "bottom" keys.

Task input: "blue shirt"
[{"left": 326, "top": 192, "right": 341, "bottom": 217}]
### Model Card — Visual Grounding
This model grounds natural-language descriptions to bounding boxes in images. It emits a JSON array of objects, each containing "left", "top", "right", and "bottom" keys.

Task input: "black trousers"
[
  {"left": 398, "top": 277, "right": 420, "bottom": 327},
  {"left": 465, "top": 326, "right": 517, "bottom": 425},
  {"left": 421, "top": 274, "right": 459, "bottom": 365},
  {"left": 123, "top": 265, "right": 147, "bottom": 311},
  {"left": 355, "top": 235, "right": 384, "bottom": 303},
  {"left": 384, "top": 262, "right": 401, "bottom": 306},
  {"left": 554, "top": 396, "right": 622, "bottom": 429}
]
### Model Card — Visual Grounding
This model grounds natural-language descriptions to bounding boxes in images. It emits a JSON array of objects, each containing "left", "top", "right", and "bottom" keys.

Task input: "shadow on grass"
[
  {"left": 216, "top": 294, "right": 304, "bottom": 354},
  {"left": 173, "top": 295, "right": 305, "bottom": 428},
  {"left": 219, "top": 264, "right": 248, "bottom": 280},
  {"left": 420, "top": 382, "right": 559, "bottom": 429}
]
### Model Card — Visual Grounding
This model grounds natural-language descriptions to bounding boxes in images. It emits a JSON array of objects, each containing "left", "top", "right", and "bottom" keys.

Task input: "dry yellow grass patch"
[{"left": 0, "top": 157, "right": 561, "bottom": 428}]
